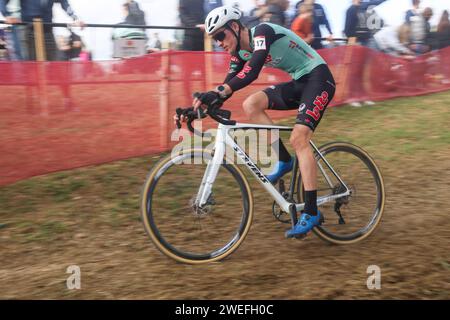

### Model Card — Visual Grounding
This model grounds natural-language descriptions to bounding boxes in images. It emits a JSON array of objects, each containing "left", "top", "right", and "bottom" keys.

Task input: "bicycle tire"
[
  {"left": 140, "top": 148, "right": 254, "bottom": 264},
  {"left": 298, "top": 142, "right": 385, "bottom": 244}
]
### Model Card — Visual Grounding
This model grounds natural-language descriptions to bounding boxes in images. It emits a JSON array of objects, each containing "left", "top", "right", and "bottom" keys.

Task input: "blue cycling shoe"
[
  {"left": 266, "top": 157, "right": 294, "bottom": 184},
  {"left": 285, "top": 211, "right": 322, "bottom": 238}
]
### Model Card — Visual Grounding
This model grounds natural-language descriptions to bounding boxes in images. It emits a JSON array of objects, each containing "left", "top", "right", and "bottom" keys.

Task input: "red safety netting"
[{"left": 1, "top": 46, "right": 449, "bottom": 185}]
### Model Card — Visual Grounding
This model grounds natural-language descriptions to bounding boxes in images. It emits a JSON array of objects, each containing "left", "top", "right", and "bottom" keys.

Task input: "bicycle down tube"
[{"left": 195, "top": 123, "right": 351, "bottom": 214}]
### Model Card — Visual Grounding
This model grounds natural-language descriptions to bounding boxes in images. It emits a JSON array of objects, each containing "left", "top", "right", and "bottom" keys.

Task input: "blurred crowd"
[
  {"left": 0, "top": 0, "right": 87, "bottom": 61},
  {"left": 0, "top": 0, "right": 449, "bottom": 61},
  {"left": 176, "top": 0, "right": 449, "bottom": 56},
  {"left": 0, "top": 0, "right": 161, "bottom": 61}
]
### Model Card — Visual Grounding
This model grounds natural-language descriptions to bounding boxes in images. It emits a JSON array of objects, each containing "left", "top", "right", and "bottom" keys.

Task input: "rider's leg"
[
  {"left": 242, "top": 92, "right": 292, "bottom": 163},
  {"left": 290, "top": 124, "right": 317, "bottom": 216},
  {"left": 242, "top": 91, "right": 272, "bottom": 124},
  {"left": 284, "top": 65, "right": 336, "bottom": 237}
]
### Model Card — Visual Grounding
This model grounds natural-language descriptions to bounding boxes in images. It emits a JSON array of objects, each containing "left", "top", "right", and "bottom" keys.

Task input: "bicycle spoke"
[
  {"left": 308, "top": 143, "right": 384, "bottom": 243},
  {"left": 143, "top": 151, "right": 251, "bottom": 261}
]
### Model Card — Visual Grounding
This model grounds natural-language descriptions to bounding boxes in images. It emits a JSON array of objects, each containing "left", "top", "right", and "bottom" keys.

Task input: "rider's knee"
[
  {"left": 242, "top": 94, "right": 266, "bottom": 116},
  {"left": 290, "top": 126, "right": 310, "bottom": 149}
]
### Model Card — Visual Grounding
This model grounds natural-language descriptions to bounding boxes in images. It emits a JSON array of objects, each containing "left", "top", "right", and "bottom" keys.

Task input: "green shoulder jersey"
[{"left": 225, "top": 22, "right": 326, "bottom": 92}]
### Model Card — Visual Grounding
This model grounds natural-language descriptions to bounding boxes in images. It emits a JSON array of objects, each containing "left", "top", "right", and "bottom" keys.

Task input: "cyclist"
[{"left": 174, "top": 6, "right": 336, "bottom": 238}]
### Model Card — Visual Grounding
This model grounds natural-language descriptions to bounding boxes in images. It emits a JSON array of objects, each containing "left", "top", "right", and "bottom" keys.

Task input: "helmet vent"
[
  {"left": 224, "top": 9, "right": 228, "bottom": 15},
  {"left": 213, "top": 16, "right": 219, "bottom": 24}
]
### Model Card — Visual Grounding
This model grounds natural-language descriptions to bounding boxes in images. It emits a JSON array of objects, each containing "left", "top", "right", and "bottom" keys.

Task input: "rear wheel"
[{"left": 299, "top": 142, "right": 385, "bottom": 244}]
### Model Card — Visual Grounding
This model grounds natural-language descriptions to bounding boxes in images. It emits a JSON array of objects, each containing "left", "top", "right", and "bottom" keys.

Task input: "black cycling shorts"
[{"left": 263, "top": 64, "right": 336, "bottom": 131}]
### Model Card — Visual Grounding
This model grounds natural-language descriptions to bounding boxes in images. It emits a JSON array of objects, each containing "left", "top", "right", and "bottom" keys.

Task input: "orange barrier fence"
[{"left": 0, "top": 46, "right": 449, "bottom": 185}]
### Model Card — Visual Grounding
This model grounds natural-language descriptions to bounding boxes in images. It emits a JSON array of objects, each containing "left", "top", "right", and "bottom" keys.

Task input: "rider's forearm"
[{"left": 218, "top": 84, "right": 233, "bottom": 97}]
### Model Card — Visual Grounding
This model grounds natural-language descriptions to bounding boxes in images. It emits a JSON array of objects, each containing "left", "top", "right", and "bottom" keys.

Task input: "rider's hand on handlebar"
[
  {"left": 173, "top": 113, "right": 186, "bottom": 127},
  {"left": 192, "top": 91, "right": 221, "bottom": 111}
]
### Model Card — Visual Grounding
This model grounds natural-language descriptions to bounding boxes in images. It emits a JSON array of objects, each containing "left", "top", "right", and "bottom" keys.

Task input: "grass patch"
[{"left": 13, "top": 220, "right": 67, "bottom": 243}]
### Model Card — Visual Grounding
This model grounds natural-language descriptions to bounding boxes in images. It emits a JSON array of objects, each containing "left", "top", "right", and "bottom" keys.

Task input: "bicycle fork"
[{"left": 195, "top": 129, "right": 227, "bottom": 208}]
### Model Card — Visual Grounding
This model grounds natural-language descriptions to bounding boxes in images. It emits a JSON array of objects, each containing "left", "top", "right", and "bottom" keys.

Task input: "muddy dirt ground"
[{"left": 1, "top": 93, "right": 449, "bottom": 299}]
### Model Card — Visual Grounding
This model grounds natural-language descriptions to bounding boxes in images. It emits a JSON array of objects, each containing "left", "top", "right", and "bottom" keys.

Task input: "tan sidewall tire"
[
  {"left": 299, "top": 142, "right": 385, "bottom": 245},
  {"left": 140, "top": 148, "right": 254, "bottom": 264}
]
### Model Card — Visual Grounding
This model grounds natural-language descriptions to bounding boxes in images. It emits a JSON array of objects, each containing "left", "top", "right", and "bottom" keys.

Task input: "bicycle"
[{"left": 140, "top": 99, "right": 385, "bottom": 264}]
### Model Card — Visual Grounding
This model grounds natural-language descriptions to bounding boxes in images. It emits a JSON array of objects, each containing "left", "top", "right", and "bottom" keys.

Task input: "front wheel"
[
  {"left": 140, "top": 148, "right": 254, "bottom": 264},
  {"left": 299, "top": 142, "right": 385, "bottom": 244}
]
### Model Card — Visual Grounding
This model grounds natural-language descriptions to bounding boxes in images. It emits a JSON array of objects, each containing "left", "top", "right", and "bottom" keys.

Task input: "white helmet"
[{"left": 205, "top": 6, "right": 242, "bottom": 35}]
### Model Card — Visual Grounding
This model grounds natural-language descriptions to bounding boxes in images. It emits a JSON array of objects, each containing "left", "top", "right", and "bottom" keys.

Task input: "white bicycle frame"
[{"left": 195, "top": 122, "right": 351, "bottom": 214}]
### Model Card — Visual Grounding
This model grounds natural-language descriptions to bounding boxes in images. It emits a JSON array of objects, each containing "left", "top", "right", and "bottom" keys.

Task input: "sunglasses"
[{"left": 212, "top": 30, "right": 226, "bottom": 42}]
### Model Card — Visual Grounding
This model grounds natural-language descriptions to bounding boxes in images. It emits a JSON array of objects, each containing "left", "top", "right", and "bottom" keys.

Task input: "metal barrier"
[{"left": 0, "top": 19, "right": 203, "bottom": 60}]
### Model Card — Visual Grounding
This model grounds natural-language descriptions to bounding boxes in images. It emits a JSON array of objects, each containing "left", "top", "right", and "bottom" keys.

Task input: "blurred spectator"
[
  {"left": 242, "top": 0, "right": 268, "bottom": 29},
  {"left": 148, "top": 32, "right": 162, "bottom": 50},
  {"left": 344, "top": 0, "right": 362, "bottom": 40},
  {"left": 78, "top": 47, "right": 91, "bottom": 61},
  {"left": 290, "top": 2, "right": 313, "bottom": 44},
  {"left": 0, "top": 27, "right": 8, "bottom": 60},
  {"left": 437, "top": 10, "right": 450, "bottom": 49},
  {"left": 125, "top": 0, "right": 146, "bottom": 26},
  {"left": 0, "top": 0, "right": 84, "bottom": 61},
  {"left": 345, "top": 0, "right": 387, "bottom": 107},
  {"left": 295, "top": 0, "right": 333, "bottom": 49},
  {"left": 57, "top": 29, "right": 83, "bottom": 61},
  {"left": 344, "top": 0, "right": 386, "bottom": 48},
  {"left": 436, "top": 10, "right": 450, "bottom": 84},
  {"left": 204, "top": 0, "right": 222, "bottom": 16},
  {"left": 425, "top": 9, "right": 450, "bottom": 51},
  {"left": 202, "top": 0, "right": 223, "bottom": 52},
  {"left": 2, "top": 0, "right": 23, "bottom": 60},
  {"left": 112, "top": 1, "right": 147, "bottom": 40},
  {"left": 179, "top": 0, "right": 204, "bottom": 51},
  {"left": 373, "top": 24, "right": 414, "bottom": 57},
  {"left": 409, "top": 7, "right": 433, "bottom": 54},
  {"left": 265, "top": 0, "right": 289, "bottom": 27},
  {"left": 405, "top": 0, "right": 421, "bottom": 24}
]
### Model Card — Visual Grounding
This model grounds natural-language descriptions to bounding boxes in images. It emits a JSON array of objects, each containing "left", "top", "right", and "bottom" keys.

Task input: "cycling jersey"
[
  {"left": 222, "top": 22, "right": 335, "bottom": 131},
  {"left": 224, "top": 22, "right": 326, "bottom": 92}
]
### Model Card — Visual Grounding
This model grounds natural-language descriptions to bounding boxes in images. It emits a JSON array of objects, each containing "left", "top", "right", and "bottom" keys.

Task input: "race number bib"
[{"left": 254, "top": 36, "right": 266, "bottom": 51}]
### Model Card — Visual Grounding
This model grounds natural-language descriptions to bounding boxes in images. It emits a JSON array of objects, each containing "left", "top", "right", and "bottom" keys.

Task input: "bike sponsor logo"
[
  {"left": 171, "top": 122, "right": 279, "bottom": 172},
  {"left": 289, "top": 40, "right": 314, "bottom": 59},
  {"left": 234, "top": 146, "right": 269, "bottom": 184},
  {"left": 264, "top": 55, "right": 282, "bottom": 68},
  {"left": 237, "top": 63, "right": 252, "bottom": 79},
  {"left": 243, "top": 52, "right": 251, "bottom": 59},
  {"left": 306, "top": 91, "right": 329, "bottom": 121},
  {"left": 298, "top": 103, "right": 306, "bottom": 113}
]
